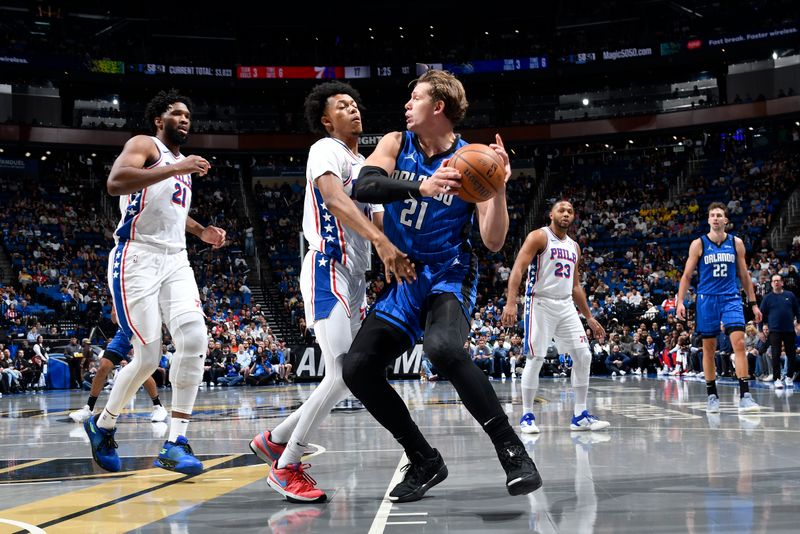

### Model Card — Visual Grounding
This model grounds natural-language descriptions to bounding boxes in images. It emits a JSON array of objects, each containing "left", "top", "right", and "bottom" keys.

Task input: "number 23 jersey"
[{"left": 526, "top": 227, "right": 578, "bottom": 300}]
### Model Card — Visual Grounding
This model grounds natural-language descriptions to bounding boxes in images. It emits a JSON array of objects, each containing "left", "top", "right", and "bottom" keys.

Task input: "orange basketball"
[{"left": 446, "top": 143, "right": 505, "bottom": 203}]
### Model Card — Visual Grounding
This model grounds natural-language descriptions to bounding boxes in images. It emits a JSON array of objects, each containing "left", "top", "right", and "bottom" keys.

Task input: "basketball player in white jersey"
[
  {"left": 249, "top": 81, "right": 415, "bottom": 503},
  {"left": 85, "top": 89, "right": 226, "bottom": 474},
  {"left": 501, "top": 200, "right": 609, "bottom": 433}
]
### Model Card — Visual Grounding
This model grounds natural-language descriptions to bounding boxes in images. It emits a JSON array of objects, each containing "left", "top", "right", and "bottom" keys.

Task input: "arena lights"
[
  {"left": 91, "top": 153, "right": 96, "bottom": 157},
  {"left": 112, "top": 97, "right": 119, "bottom": 105},
  {"left": 582, "top": 98, "right": 589, "bottom": 106},
  {"left": 0, "top": 148, "right": 4, "bottom": 153},
  {"left": 796, "top": 121, "right": 799, "bottom": 126},
  {"left": 40, "top": 156, "right": 47, "bottom": 161},
  {"left": 628, "top": 139, "right": 634, "bottom": 144},
  {"left": 772, "top": 51, "right": 778, "bottom": 60},
  {"left": 25, "top": 151, "right": 31, "bottom": 157},
  {"left": 46, "top": 150, "right": 51, "bottom": 155}
]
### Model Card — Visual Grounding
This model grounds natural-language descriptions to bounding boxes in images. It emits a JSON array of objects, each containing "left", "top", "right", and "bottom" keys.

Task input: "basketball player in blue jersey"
[
  {"left": 677, "top": 202, "right": 762, "bottom": 413},
  {"left": 343, "top": 69, "right": 541, "bottom": 503}
]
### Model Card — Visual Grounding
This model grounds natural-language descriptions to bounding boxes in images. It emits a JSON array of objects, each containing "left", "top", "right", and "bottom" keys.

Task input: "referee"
[{"left": 759, "top": 274, "right": 800, "bottom": 388}]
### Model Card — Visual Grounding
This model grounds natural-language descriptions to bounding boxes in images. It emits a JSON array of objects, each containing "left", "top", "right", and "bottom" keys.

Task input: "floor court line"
[{"left": 368, "top": 453, "right": 408, "bottom": 534}]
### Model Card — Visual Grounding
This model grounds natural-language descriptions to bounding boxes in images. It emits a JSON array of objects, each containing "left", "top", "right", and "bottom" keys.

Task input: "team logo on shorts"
[{"left": 132, "top": 255, "right": 139, "bottom": 263}]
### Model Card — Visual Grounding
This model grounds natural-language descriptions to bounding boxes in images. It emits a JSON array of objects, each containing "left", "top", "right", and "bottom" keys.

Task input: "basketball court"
[{"left": 1, "top": 377, "right": 798, "bottom": 533}]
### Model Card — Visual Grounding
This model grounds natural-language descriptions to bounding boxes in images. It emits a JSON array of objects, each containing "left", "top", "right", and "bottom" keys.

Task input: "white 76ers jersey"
[
  {"left": 114, "top": 136, "right": 192, "bottom": 251},
  {"left": 526, "top": 227, "right": 579, "bottom": 299},
  {"left": 302, "top": 137, "right": 382, "bottom": 275}
]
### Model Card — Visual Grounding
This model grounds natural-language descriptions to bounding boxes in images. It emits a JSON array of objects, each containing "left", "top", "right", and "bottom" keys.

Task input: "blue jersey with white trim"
[
  {"left": 697, "top": 233, "right": 739, "bottom": 296},
  {"left": 382, "top": 131, "right": 473, "bottom": 263}
]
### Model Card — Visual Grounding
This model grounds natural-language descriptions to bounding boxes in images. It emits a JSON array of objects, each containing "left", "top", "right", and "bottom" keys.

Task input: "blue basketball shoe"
[
  {"left": 84, "top": 415, "right": 121, "bottom": 472},
  {"left": 153, "top": 435, "right": 204, "bottom": 475},
  {"left": 519, "top": 412, "right": 540, "bottom": 434}
]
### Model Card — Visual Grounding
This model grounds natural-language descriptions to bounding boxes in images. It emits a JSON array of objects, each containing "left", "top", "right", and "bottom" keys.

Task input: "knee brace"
[{"left": 168, "top": 313, "right": 207, "bottom": 393}]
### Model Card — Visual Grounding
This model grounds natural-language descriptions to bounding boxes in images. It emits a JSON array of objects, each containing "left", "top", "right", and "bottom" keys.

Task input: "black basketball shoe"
[
  {"left": 389, "top": 449, "right": 448, "bottom": 503},
  {"left": 497, "top": 441, "right": 543, "bottom": 495}
]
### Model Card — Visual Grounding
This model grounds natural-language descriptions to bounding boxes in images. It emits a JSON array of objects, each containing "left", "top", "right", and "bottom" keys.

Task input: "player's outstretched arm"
[
  {"left": 352, "top": 132, "right": 459, "bottom": 203},
  {"left": 676, "top": 238, "right": 702, "bottom": 321},
  {"left": 734, "top": 236, "right": 762, "bottom": 323},
  {"left": 317, "top": 172, "right": 416, "bottom": 284},
  {"left": 501, "top": 229, "right": 546, "bottom": 327},
  {"left": 107, "top": 135, "right": 210, "bottom": 196},
  {"left": 475, "top": 134, "right": 510, "bottom": 252}
]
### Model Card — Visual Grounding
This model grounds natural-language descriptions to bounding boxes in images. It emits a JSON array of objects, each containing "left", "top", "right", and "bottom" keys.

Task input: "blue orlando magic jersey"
[
  {"left": 697, "top": 234, "right": 738, "bottom": 296},
  {"left": 382, "top": 131, "right": 473, "bottom": 263}
]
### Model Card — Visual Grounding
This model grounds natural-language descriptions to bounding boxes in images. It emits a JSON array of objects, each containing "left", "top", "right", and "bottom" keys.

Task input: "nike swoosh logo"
[{"left": 274, "top": 474, "right": 288, "bottom": 488}]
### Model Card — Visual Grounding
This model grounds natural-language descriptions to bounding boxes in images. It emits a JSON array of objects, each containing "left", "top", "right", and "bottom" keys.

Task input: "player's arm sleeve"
[{"left": 351, "top": 166, "right": 423, "bottom": 203}]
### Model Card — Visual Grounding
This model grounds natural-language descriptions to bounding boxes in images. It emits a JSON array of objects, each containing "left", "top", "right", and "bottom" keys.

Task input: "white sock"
[
  {"left": 97, "top": 409, "right": 118, "bottom": 430},
  {"left": 574, "top": 386, "right": 588, "bottom": 417},
  {"left": 278, "top": 440, "right": 306, "bottom": 469},
  {"left": 522, "top": 357, "right": 544, "bottom": 415},
  {"left": 169, "top": 418, "right": 190, "bottom": 443}
]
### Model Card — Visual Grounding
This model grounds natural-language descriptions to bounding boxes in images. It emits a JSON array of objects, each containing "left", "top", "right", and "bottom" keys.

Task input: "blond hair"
[{"left": 411, "top": 70, "right": 468, "bottom": 125}]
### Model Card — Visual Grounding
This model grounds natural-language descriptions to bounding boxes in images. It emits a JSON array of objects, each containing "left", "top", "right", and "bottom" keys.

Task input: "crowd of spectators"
[{"left": 2, "top": 123, "right": 799, "bottom": 395}]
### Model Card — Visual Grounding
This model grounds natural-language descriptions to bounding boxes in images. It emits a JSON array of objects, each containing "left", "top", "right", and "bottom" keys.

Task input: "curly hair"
[
  {"left": 144, "top": 89, "right": 193, "bottom": 134},
  {"left": 304, "top": 81, "right": 363, "bottom": 136}
]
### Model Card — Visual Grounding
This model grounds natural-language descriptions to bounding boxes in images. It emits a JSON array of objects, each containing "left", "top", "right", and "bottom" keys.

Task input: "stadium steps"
[
  {"left": 0, "top": 246, "right": 13, "bottom": 284},
  {"left": 250, "top": 284, "right": 301, "bottom": 344}
]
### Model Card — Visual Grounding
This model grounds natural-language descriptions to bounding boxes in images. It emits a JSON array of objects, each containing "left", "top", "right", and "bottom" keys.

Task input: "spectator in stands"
[
  {"left": 247, "top": 354, "right": 275, "bottom": 386},
  {"left": 0, "top": 349, "right": 20, "bottom": 393},
  {"left": 217, "top": 353, "right": 243, "bottom": 387},
  {"left": 492, "top": 332, "right": 511, "bottom": 378},
  {"left": 744, "top": 324, "right": 760, "bottom": 380},
  {"left": 714, "top": 324, "right": 735, "bottom": 377},
  {"left": 760, "top": 273, "right": 800, "bottom": 388},
  {"left": 508, "top": 333, "right": 525, "bottom": 377},
  {"left": 63, "top": 335, "right": 82, "bottom": 388},
  {"left": 605, "top": 345, "right": 631, "bottom": 376},
  {"left": 471, "top": 336, "right": 495, "bottom": 376},
  {"left": 268, "top": 342, "right": 291, "bottom": 383}
]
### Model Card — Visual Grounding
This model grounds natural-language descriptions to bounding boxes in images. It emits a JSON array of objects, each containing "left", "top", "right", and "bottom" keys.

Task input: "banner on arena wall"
[
  {"left": 237, "top": 65, "right": 345, "bottom": 79},
  {"left": 344, "top": 66, "right": 370, "bottom": 79},
  {"left": 88, "top": 58, "right": 125, "bottom": 74},
  {"left": 294, "top": 344, "right": 423, "bottom": 378},
  {"left": 373, "top": 65, "right": 414, "bottom": 78},
  {"left": 167, "top": 65, "right": 233, "bottom": 77},
  {"left": 358, "top": 134, "right": 384, "bottom": 147},
  {"left": 707, "top": 26, "right": 798, "bottom": 47},
  {"left": 0, "top": 157, "right": 38, "bottom": 175},
  {"left": 0, "top": 55, "right": 29, "bottom": 65},
  {"left": 560, "top": 52, "right": 597, "bottom": 64},
  {"left": 601, "top": 47, "right": 654, "bottom": 60}
]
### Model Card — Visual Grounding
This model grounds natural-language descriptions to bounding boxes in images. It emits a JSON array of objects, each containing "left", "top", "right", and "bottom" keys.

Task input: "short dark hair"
[
  {"left": 551, "top": 199, "right": 574, "bottom": 211},
  {"left": 144, "top": 89, "right": 193, "bottom": 134},
  {"left": 304, "top": 81, "right": 363, "bottom": 136},
  {"left": 707, "top": 202, "right": 727, "bottom": 216}
]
